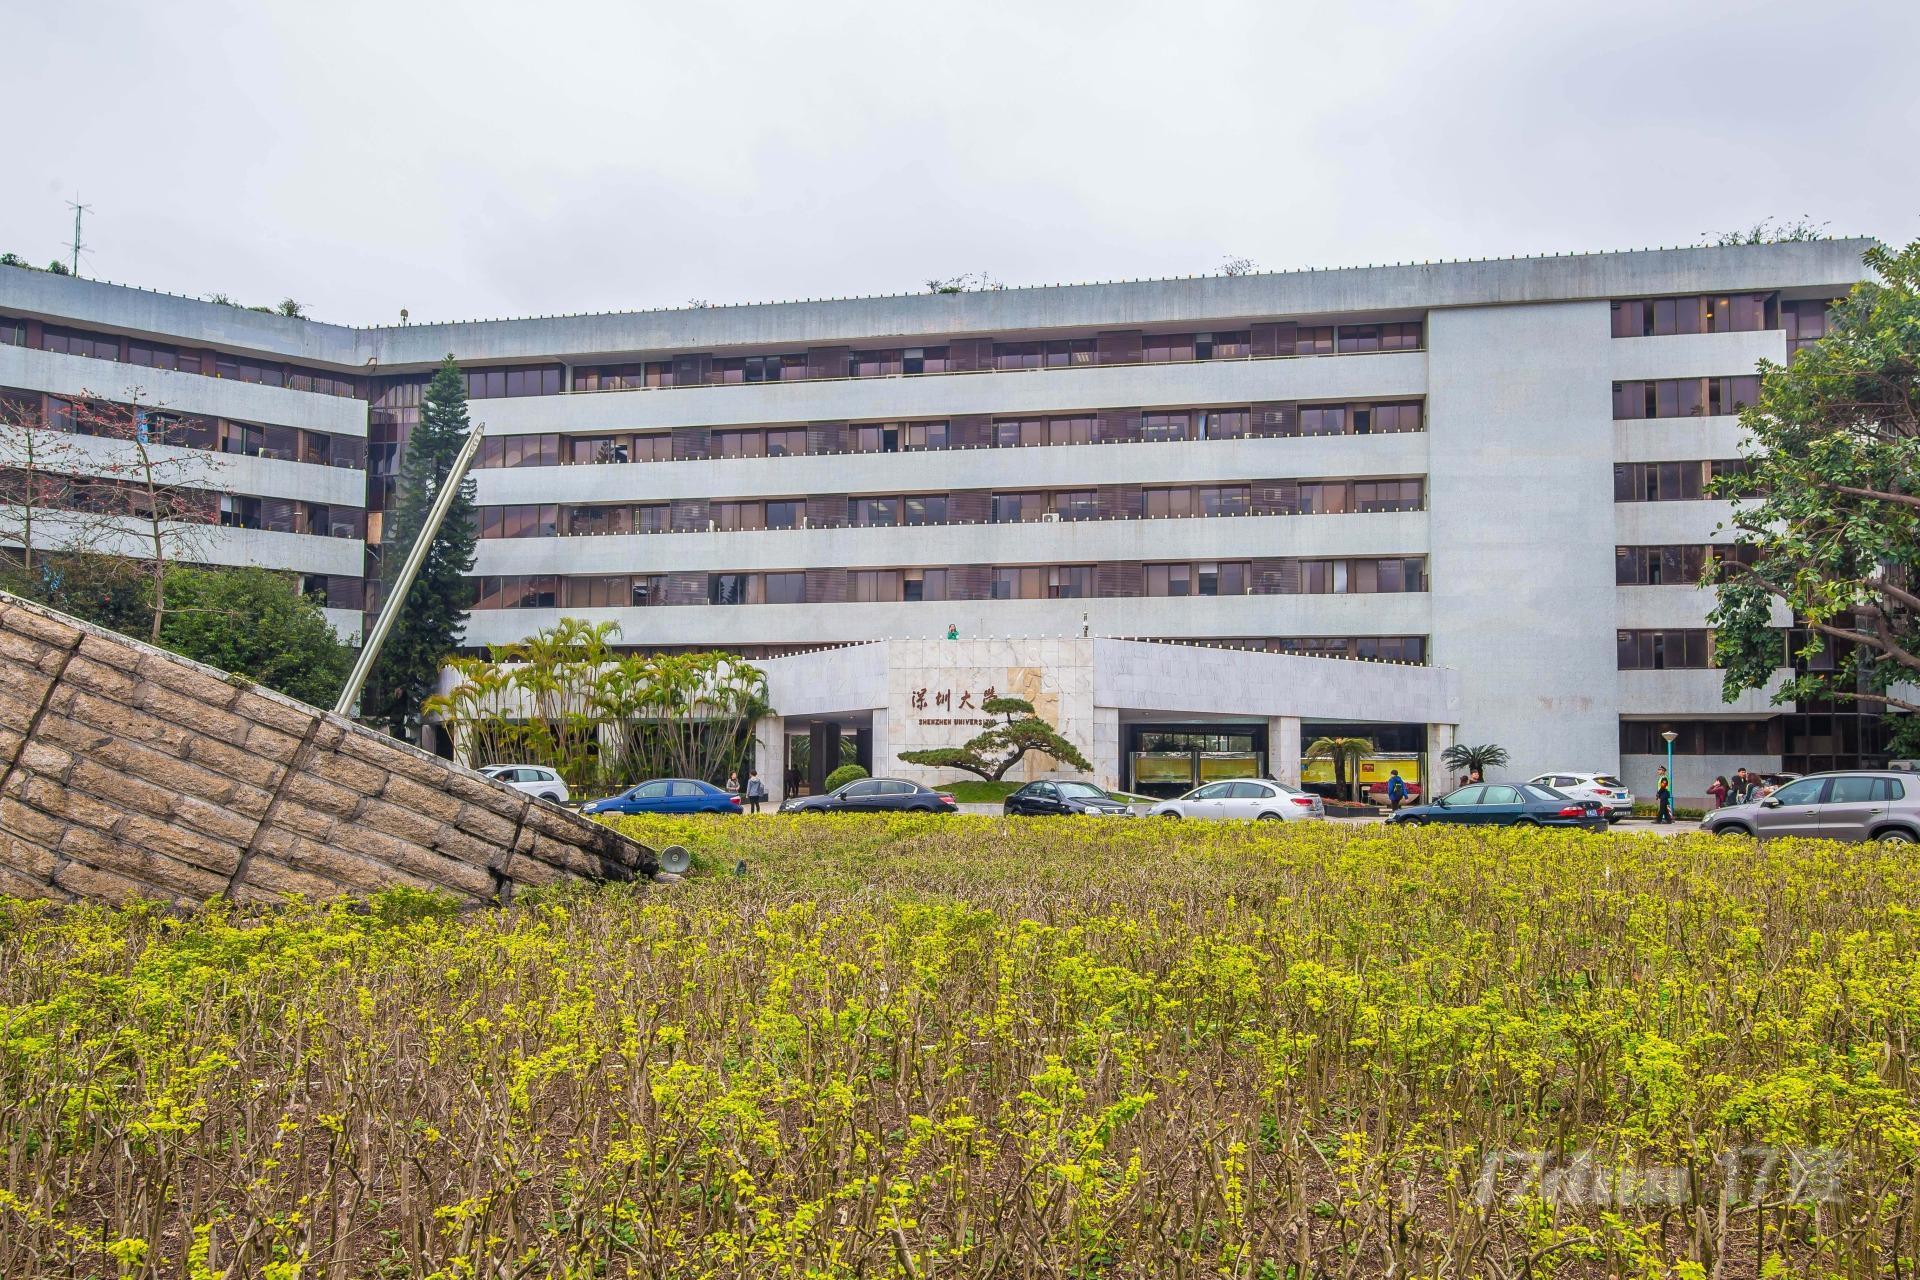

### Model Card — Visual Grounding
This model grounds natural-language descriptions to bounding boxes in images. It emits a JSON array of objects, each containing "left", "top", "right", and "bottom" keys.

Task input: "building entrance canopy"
[{"left": 751, "top": 637, "right": 1461, "bottom": 803}]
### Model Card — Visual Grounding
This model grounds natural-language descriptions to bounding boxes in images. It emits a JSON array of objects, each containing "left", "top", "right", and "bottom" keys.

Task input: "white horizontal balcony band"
[
  {"left": 1611, "top": 499, "right": 1744, "bottom": 544},
  {"left": 1614, "top": 584, "right": 1790, "bottom": 629},
  {"left": 1613, "top": 417, "right": 1753, "bottom": 463},
  {"left": 0, "top": 344, "right": 369, "bottom": 436},
  {"left": 470, "top": 510, "right": 1428, "bottom": 577},
  {"left": 13, "top": 428, "right": 366, "bottom": 507},
  {"left": 1606, "top": 330, "right": 1787, "bottom": 380},
  {"left": 1617, "top": 667, "right": 1791, "bottom": 717},
  {"left": 0, "top": 509, "right": 364, "bottom": 576},
  {"left": 473, "top": 352, "right": 1428, "bottom": 434},
  {"left": 473, "top": 433, "right": 1432, "bottom": 505},
  {"left": 459, "top": 591, "right": 1432, "bottom": 649},
  {"left": 323, "top": 608, "right": 365, "bottom": 644}
]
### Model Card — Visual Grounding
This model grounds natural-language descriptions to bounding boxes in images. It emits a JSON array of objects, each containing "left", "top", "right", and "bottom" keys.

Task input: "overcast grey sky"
[{"left": 5, "top": 0, "right": 1916, "bottom": 326}]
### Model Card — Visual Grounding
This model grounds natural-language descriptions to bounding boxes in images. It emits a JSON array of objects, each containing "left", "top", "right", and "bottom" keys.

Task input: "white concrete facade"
[{"left": 0, "top": 240, "right": 1882, "bottom": 798}]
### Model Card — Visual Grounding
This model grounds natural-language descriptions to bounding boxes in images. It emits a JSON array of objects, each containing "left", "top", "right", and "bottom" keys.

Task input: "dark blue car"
[
  {"left": 582, "top": 778, "right": 741, "bottom": 816},
  {"left": 1385, "top": 782, "right": 1607, "bottom": 831}
]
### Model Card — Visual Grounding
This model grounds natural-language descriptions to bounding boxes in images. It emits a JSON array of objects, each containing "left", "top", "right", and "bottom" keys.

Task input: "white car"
[
  {"left": 1148, "top": 779, "right": 1325, "bottom": 821},
  {"left": 478, "top": 764, "right": 570, "bottom": 805},
  {"left": 1526, "top": 771, "right": 1633, "bottom": 822}
]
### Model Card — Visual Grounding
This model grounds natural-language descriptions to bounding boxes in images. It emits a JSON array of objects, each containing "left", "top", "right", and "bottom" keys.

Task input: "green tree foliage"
[
  {"left": 898, "top": 695, "right": 1093, "bottom": 782},
  {"left": 426, "top": 618, "right": 772, "bottom": 792},
  {"left": 1440, "top": 742, "right": 1510, "bottom": 778},
  {"left": 1305, "top": 735, "right": 1376, "bottom": 802},
  {"left": 0, "top": 551, "right": 148, "bottom": 633},
  {"left": 156, "top": 565, "right": 353, "bottom": 706},
  {"left": 364, "top": 356, "right": 478, "bottom": 737},
  {"left": 1709, "top": 240, "right": 1920, "bottom": 753},
  {"left": 824, "top": 764, "right": 869, "bottom": 792},
  {"left": 0, "top": 556, "right": 351, "bottom": 705}
]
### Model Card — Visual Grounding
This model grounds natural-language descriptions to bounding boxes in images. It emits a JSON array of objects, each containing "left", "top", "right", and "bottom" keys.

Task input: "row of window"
[
  {"left": 470, "top": 557, "right": 1430, "bottom": 610},
  {"left": 471, "top": 401, "right": 1426, "bottom": 471},
  {"left": 1614, "top": 544, "right": 1757, "bottom": 586},
  {"left": 218, "top": 496, "right": 365, "bottom": 538},
  {"left": 1616, "top": 629, "right": 1715, "bottom": 670},
  {"left": 2, "top": 387, "right": 368, "bottom": 469},
  {"left": 299, "top": 574, "right": 367, "bottom": 611},
  {"left": 1610, "top": 294, "right": 1776, "bottom": 337},
  {"left": 0, "top": 316, "right": 362, "bottom": 397},
  {"left": 1150, "top": 635, "right": 1428, "bottom": 664},
  {"left": 569, "top": 322, "right": 1425, "bottom": 391},
  {"left": 476, "top": 478, "right": 1426, "bottom": 539},
  {"left": 1611, "top": 376, "right": 1761, "bottom": 420},
  {"left": 1612, "top": 460, "right": 1753, "bottom": 502},
  {"left": 1619, "top": 719, "right": 1778, "bottom": 756}
]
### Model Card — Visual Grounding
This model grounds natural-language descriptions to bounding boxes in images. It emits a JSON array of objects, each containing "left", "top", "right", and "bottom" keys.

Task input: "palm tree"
[
  {"left": 1441, "top": 742, "right": 1510, "bottom": 782},
  {"left": 1304, "top": 736, "right": 1375, "bottom": 803}
]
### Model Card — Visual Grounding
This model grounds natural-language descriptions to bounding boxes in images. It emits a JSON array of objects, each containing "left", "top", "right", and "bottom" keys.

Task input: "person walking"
[
  {"left": 1706, "top": 775, "right": 1730, "bottom": 810},
  {"left": 745, "top": 770, "right": 768, "bottom": 814},
  {"left": 1385, "top": 769, "right": 1408, "bottom": 813},
  {"left": 1654, "top": 767, "right": 1674, "bottom": 824}
]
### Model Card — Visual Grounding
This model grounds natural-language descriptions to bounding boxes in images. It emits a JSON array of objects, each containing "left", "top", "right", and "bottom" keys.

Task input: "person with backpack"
[
  {"left": 745, "top": 770, "right": 768, "bottom": 814},
  {"left": 1385, "top": 769, "right": 1409, "bottom": 812}
]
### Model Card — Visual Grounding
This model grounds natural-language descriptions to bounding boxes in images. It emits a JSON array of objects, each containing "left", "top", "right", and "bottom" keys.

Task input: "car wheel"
[
  {"left": 1875, "top": 828, "right": 1916, "bottom": 844},
  {"left": 540, "top": 792, "right": 562, "bottom": 804},
  {"left": 1255, "top": 812, "right": 1281, "bottom": 821},
  {"left": 1400, "top": 817, "right": 1425, "bottom": 827},
  {"left": 1160, "top": 812, "right": 1181, "bottom": 820},
  {"left": 1713, "top": 824, "right": 1752, "bottom": 837},
  {"left": 1605, "top": 813, "right": 1623, "bottom": 825},
  {"left": 1513, "top": 818, "right": 1538, "bottom": 828}
]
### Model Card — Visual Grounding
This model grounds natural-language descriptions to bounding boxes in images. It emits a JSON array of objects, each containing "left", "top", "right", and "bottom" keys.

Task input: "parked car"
[
  {"left": 478, "top": 764, "right": 569, "bottom": 805},
  {"left": 1525, "top": 771, "right": 1635, "bottom": 822},
  {"left": 1147, "top": 779, "right": 1324, "bottom": 821},
  {"left": 1702, "top": 771, "right": 1919, "bottom": 842},
  {"left": 1385, "top": 782, "right": 1608, "bottom": 831},
  {"left": 1003, "top": 780, "right": 1133, "bottom": 817},
  {"left": 581, "top": 778, "right": 740, "bottom": 816},
  {"left": 780, "top": 777, "right": 958, "bottom": 814}
]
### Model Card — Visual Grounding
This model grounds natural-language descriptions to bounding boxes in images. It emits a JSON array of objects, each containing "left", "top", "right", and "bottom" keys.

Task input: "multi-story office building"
[{"left": 0, "top": 240, "right": 1882, "bottom": 801}]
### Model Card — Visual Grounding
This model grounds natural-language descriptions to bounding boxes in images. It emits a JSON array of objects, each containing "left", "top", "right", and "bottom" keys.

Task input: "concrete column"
[
  {"left": 1267, "top": 716, "right": 1302, "bottom": 787},
  {"left": 869, "top": 709, "right": 891, "bottom": 778},
  {"left": 1428, "top": 722, "right": 1458, "bottom": 792},
  {"left": 753, "top": 716, "right": 785, "bottom": 805},
  {"left": 1092, "top": 706, "right": 1122, "bottom": 791}
]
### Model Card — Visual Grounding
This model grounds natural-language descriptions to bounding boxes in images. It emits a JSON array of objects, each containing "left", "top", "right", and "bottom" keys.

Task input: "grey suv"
[{"left": 1702, "top": 770, "right": 1919, "bottom": 843}]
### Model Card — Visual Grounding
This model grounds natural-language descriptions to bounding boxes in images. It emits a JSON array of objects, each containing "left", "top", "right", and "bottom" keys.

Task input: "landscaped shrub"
[
  {"left": 2, "top": 822, "right": 1916, "bottom": 1276},
  {"left": 824, "top": 762, "right": 868, "bottom": 791}
]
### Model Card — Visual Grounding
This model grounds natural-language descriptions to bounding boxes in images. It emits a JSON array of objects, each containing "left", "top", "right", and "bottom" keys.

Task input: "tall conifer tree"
[{"left": 364, "top": 355, "right": 477, "bottom": 738}]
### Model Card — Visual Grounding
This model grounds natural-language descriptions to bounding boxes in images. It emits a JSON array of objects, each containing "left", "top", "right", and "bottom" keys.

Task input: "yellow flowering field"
[{"left": 2, "top": 818, "right": 1918, "bottom": 1278}]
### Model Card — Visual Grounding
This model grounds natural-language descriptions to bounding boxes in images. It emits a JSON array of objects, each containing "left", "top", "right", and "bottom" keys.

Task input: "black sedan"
[
  {"left": 1385, "top": 782, "right": 1608, "bottom": 831},
  {"left": 1003, "top": 780, "right": 1134, "bottom": 817},
  {"left": 780, "top": 777, "right": 958, "bottom": 814}
]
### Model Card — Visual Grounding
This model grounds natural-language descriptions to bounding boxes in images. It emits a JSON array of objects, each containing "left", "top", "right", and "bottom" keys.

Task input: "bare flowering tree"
[
  {"left": 0, "top": 393, "right": 115, "bottom": 573},
  {"left": 64, "top": 390, "right": 224, "bottom": 642}
]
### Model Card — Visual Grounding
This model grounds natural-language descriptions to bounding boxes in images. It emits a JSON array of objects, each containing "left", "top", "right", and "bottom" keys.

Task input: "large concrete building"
[{"left": 0, "top": 240, "right": 1882, "bottom": 802}]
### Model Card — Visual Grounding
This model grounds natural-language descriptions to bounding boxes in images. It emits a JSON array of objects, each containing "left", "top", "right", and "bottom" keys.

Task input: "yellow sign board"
[{"left": 1301, "top": 755, "right": 1422, "bottom": 793}]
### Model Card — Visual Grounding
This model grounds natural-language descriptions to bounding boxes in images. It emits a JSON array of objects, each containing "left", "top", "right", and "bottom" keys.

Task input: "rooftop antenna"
[{"left": 64, "top": 194, "right": 93, "bottom": 276}]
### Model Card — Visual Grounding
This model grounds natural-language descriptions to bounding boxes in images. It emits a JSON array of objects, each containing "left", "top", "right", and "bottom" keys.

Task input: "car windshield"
[
  {"left": 1523, "top": 784, "right": 1571, "bottom": 801},
  {"left": 1057, "top": 782, "right": 1107, "bottom": 799}
]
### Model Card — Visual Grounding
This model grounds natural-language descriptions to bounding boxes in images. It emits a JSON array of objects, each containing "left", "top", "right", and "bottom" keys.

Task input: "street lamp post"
[{"left": 1660, "top": 730, "right": 1678, "bottom": 820}]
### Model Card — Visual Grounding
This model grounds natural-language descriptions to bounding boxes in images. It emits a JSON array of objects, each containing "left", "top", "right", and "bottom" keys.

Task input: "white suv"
[
  {"left": 1527, "top": 772, "right": 1633, "bottom": 822},
  {"left": 478, "top": 764, "right": 570, "bottom": 805}
]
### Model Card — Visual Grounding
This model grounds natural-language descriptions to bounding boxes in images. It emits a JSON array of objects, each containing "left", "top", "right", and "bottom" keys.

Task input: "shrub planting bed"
[{"left": 1, "top": 817, "right": 1916, "bottom": 1277}]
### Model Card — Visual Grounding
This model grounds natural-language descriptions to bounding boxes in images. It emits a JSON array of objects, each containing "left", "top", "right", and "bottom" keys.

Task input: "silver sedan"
[{"left": 1147, "top": 779, "right": 1325, "bottom": 821}]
